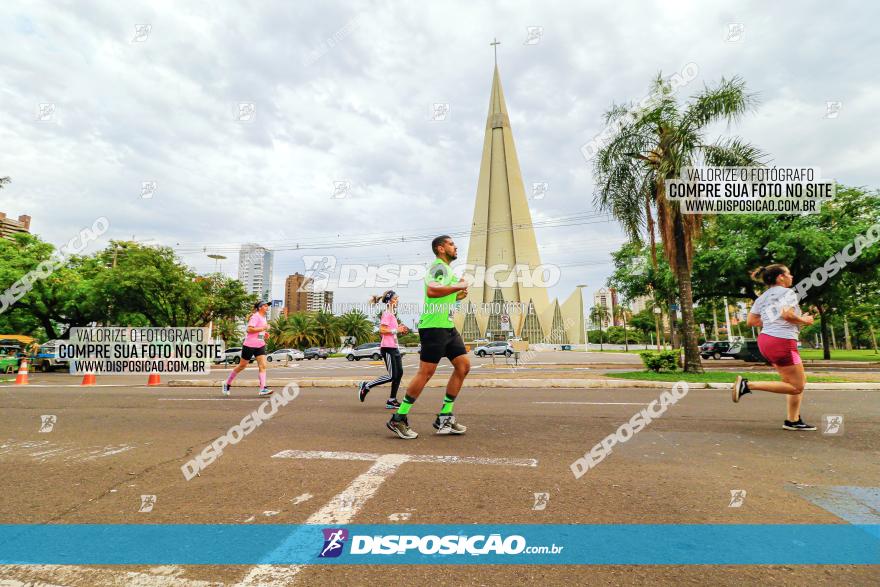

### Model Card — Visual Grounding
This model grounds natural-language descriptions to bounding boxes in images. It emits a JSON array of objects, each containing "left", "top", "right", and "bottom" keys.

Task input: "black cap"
[
  {"left": 382, "top": 290, "right": 397, "bottom": 304},
  {"left": 254, "top": 300, "right": 269, "bottom": 311}
]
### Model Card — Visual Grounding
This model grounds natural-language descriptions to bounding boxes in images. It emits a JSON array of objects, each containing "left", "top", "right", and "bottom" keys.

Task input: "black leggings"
[{"left": 365, "top": 348, "right": 403, "bottom": 398}]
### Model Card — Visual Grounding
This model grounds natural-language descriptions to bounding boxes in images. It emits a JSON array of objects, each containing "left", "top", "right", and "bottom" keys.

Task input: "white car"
[
  {"left": 473, "top": 341, "right": 514, "bottom": 357},
  {"left": 267, "top": 348, "right": 304, "bottom": 362},
  {"left": 346, "top": 342, "right": 382, "bottom": 361}
]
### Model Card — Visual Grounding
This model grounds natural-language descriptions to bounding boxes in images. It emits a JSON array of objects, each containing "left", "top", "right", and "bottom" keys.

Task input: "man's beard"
[{"left": 449, "top": 251, "right": 457, "bottom": 261}]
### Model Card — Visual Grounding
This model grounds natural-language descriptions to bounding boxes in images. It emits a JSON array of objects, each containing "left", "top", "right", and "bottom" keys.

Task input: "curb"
[{"left": 167, "top": 378, "right": 880, "bottom": 391}]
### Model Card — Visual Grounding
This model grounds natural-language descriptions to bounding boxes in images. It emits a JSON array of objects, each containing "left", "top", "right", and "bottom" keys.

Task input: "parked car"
[
  {"left": 346, "top": 342, "right": 382, "bottom": 361},
  {"left": 30, "top": 339, "right": 68, "bottom": 371},
  {"left": 304, "top": 347, "right": 329, "bottom": 360},
  {"left": 216, "top": 347, "right": 242, "bottom": 364},
  {"left": 700, "top": 340, "right": 732, "bottom": 360},
  {"left": 266, "top": 348, "right": 304, "bottom": 362},
  {"left": 473, "top": 341, "right": 514, "bottom": 357},
  {"left": 724, "top": 339, "right": 768, "bottom": 363}
]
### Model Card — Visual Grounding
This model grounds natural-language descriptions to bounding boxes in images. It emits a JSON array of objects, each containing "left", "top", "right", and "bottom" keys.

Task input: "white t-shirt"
[{"left": 750, "top": 286, "right": 801, "bottom": 340}]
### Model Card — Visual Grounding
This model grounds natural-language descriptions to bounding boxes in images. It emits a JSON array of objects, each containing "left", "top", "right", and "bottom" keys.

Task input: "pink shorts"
[{"left": 757, "top": 333, "right": 802, "bottom": 367}]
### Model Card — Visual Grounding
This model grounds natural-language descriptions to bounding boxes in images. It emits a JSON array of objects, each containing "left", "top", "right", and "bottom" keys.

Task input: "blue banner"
[{"left": 1, "top": 524, "right": 878, "bottom": 565}]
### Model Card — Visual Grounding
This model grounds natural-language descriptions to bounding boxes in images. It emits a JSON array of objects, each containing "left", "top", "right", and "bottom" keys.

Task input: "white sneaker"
[{"left": 433, "top": 414, "right": 467, "bottom": 435}]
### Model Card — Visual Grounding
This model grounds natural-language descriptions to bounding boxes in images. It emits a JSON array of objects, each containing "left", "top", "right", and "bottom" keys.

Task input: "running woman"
[
  {"left": 387, "top": 235, "right": 470, "bottom": 439},
  {"left": 222, "top": 301, "right": 274, "bottom": 397},
  {"left": 732, "top": 264, "right": 816, "bottom": 430},
  {"left": 359, "top": 290, "right": 409, "bottom": 409}
]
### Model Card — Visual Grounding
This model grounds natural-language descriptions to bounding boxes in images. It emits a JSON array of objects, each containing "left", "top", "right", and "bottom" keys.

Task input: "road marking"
[
  {"left": 533, "top": 401, "right": 646, "bottom": 406},
  {"left": 787, "top": 485, "right": 880, "bottom": 524},
  {"left": 0, "top": 384, "right": 132, "bottom": 388},
  {"left": 0, "top": 439, "right": 136, "bottom": 463},
  {"left": 157, "top": 398, "right": 266, "bottom": 401},
  {"left": 240, "top": 449, "right": 537, "bottom": 585}
]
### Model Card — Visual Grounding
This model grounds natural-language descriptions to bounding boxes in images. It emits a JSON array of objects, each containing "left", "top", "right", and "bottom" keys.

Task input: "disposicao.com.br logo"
[{"left": 320, "top": 528, "right": 563, "bottom": 557}]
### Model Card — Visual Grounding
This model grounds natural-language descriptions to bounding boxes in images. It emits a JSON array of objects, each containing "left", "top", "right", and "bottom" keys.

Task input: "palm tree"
[
  {"left": 590, "top": 305, "right": 610, "bottom": 351},
  {"left": 271, "top": 313, "right": 319, "bottom": 350},
  {"left": 314, "top": 310, "right": 343, "bottom": 348},
  {"left": 594, "top": 75, "right": 766, "bottom": 372},
  {"left": 213, "top": 317, "right": 243, "bottom": 346},
  {"left": 336, "top": 310, "right": 374, "bottom": 345},
  {"left": 613, "top": 304, "right": 631, "bottom": 351}
]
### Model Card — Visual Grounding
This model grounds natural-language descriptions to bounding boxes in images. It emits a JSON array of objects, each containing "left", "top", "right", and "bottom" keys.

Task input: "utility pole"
[
  {"left": 712, "top": 302, "right": 719, "bottom": 340},
  {"left": 723, "top": 298, "right": 733, "bottom": 342}
]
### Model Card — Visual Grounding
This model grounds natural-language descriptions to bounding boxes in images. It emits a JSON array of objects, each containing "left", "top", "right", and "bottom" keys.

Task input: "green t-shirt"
[{"left": 419, "top": 258, "right": 458, "bottom": 329}]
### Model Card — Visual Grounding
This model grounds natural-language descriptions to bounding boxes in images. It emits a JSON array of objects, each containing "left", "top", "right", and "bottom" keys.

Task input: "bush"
[{"left": 638, "top": 350, "right": 679, "bottom": 372}]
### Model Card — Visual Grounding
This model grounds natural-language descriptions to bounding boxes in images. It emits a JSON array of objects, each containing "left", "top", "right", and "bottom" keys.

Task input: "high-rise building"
[
  {"left": 284, "top": 273, "right": 333, "bottom": 314},
  {"left": 284, "top": 273, "right": 311, "bottom": 314},
  {"left": 269, "top": 299, "right": 284, "bottom": 320},
  {"left": 629, "top": 294, "right": 652, "bottom": 315},
  {"left": 307, "top": 290, "right": 334, "bottom": 313},
  {"left": 0, "top": 212, "right": 31, "bottom": 240},
  {"left": 237, "top": 244, "right": 273, "bottom": 301},
  {"left": 454, "top": 64, "right": 583, "bottom": 344},
  {"left": 592, "top": 288, "right": 619, "bottom": 328}
]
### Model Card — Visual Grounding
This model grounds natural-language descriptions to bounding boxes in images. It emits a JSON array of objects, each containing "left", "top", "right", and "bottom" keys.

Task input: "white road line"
[
  {"left": 157, "top": 398, "right": 265, "bottom": 401},
  {"left": 0, "top": 384, "right": 132, "bottom": 388},
  {"left": 240, "top": 449, "right": 537, "bottom": 585},
  {"left": 533, "top": 401, "right": 646, "bottom": 405}
]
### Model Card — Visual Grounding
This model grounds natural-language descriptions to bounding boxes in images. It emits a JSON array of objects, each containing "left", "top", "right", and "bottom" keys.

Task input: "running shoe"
[
  {"left": 387, "top": 416, "right": 418, "bottom": 439},
  {"left": 433, "top": 414, "right": 467, "bottom": 435},
  {"left": 732, "top": 376, "right": 752, "bottom": 403},
  {"left": 258, "top": 388, "right": 273, "bottom": 397},
  {"left": 358, "top": 381, "right": 369, "bottom": 402},
  {"left": 221, "top": 382, "right": 231, "bottom": 396},
  {"left": 385, "top": 398, "right": 401, "bottom": 409},
  {"left": 783, "top": 418, "right": 817, "bottom": 431}
]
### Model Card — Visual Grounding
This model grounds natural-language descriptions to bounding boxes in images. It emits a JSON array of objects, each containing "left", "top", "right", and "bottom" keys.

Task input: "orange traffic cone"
[
  {"left": 147, "top": 371, "right": 161, "bottom": 386},
  {"left": 14, "top": 359, "right": 29, "bottom": 385},
  {"left": 80, "top": 372, "right": 96, "bottom": 386}
]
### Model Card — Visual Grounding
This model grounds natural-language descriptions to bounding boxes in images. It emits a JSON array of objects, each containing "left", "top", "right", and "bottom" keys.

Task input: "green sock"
[
  {"left": 394, "top": 395, "right": 416, "bottom": 420},
  {"left": 440, "top": 394, "right": 455, "bottom": 415}
]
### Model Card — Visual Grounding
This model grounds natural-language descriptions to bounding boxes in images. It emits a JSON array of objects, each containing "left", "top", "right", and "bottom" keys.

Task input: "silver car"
[
  {"left": 267, "top": 348, "right": 304, "bottom": 362},
  {"left": 473, "top": 341, "right": 514, "bottom": 357},
  {"left": 346, "top": 342, "right": 382, "bottom": 361}
]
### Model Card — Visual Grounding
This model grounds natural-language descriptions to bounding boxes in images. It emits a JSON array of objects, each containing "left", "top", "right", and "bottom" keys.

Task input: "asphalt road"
[{"left": 1, "top": 378, "right": 878, "bottom": 585}]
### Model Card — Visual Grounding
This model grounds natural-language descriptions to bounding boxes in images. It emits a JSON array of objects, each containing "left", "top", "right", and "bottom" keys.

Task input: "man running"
[
  {"left": 387, "top": 235, "right": 470, "bottom": 439},
  {"left": 222, "top": 301, "right": 273, "bottom": 397},
  {"left": 359, "top": 290, "right": 409, "bottom": 409}
]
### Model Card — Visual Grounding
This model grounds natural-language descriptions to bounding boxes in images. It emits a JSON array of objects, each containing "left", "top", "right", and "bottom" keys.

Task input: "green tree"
[
  {"left": 589, "top": 305, "right": 610, "bottom": 350},
  {"left": 629, "top": 309, "right": 657, "bottom": 349},
  {"left": 270, "top": 313, "right": 320, "bottom": 350},
  {"left": 0, "top": 233, "right": 102, "bottom": 339},
  {"left": 594, "top": 74, "right": 766, "bottom": 372},
  {"left": 689, "top": 186, "right": 880, "bottom": 359},
  {"left": 214, "top": 317, "right": 243, "bottom": 347},
  {"left": 314, "top": 311, "right": 343, "bottom": 347},
  {"left": 337, "top": 310, "right": 374, "bottom": 345}
]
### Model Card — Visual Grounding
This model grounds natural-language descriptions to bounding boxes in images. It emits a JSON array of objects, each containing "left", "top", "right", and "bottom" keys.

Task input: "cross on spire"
[{"left": 490, "top": 37, "right": 500, "bottom": 65}]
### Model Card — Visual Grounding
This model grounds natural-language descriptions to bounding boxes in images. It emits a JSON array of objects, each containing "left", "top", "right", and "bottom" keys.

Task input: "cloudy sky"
[{"left": 2, "top": 0, "right": 877, "bottom": 321}]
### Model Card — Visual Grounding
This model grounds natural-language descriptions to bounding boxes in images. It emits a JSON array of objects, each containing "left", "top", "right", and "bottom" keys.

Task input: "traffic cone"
[
  {"left": 147, "top": 371, "right": 161, "bottom": 386},
  {"left": 80, "top": 372, "right": 96, "bottom": 386},
  {"left": 14, "top": 359, "right": 29, "bottom": 385}
]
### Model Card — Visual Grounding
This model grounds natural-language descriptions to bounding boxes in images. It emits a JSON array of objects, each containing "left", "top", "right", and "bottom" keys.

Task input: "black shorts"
[
  {"left": 419, "top": 328, "right": 467, "bottom": 364},
  {"left": 241, "top": 345, "right": 267, "bottom": 361}
]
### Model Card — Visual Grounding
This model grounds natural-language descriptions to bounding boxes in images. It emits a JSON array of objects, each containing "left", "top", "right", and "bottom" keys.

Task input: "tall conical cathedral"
[{"left": 454, "top": 65, "right": 584, "bottom": 344}]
